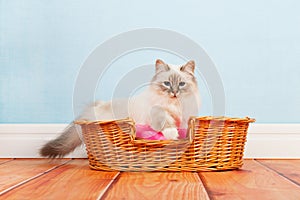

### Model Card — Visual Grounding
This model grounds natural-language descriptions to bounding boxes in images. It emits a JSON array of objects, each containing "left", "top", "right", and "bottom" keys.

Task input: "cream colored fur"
[
  {"left": 40, "top": 59, "right": 201, "bottom": 157},
  {"left": 80, "top": 59, "right": 200, "bottom": 139}
]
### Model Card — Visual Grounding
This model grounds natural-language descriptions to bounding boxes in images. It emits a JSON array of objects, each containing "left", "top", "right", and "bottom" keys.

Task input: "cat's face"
[{"left": 151, "top": 59, "right": 198, "bottom": 98}]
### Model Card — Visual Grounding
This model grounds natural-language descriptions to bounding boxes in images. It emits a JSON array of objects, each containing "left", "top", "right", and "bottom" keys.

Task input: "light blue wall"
[{"left": 1, "top": 0, "right": 300, "bottom": 123}]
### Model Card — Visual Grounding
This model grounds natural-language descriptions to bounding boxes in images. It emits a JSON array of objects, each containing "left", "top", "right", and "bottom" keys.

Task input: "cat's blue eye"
[
  {"left": 163, "top": 81, "right": 171, "bottom": 86},
  {"left": 179, "top": 82, "right": 186, "bottom": 87}
]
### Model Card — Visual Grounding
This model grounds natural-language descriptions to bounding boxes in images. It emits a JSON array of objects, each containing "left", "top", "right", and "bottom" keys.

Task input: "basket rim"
[
  {"left": 74, "top": 116, "right": 255, "bottom": 125},
  {"left": 190, "top": 116, "right": 255, "bottom": 123},
  {"left": 74, "top": 118, "right": 133, "bottom": 125}
]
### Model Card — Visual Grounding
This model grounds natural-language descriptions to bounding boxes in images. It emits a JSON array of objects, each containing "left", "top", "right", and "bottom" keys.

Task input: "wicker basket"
[{"left": 75, "top": 116, "right": 255, "bottom": 172}]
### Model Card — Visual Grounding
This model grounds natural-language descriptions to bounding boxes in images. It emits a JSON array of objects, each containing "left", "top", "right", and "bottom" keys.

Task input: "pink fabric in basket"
[{"left": 135, "top": 124, "right": 187, "bottom": 140}]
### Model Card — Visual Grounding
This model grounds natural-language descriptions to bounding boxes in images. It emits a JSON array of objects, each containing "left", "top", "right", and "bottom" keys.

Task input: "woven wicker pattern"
[{"left": 75, "top": 116, "right": 255, "bottom": 171}]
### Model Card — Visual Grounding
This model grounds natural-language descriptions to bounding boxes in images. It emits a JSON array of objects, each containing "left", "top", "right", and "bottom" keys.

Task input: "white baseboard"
[
  {"left": 245, "top": 124, "right": 300, "bottom": 158},
  {"left": 0, "top": 124, "right": 87, "bottom": 158},
  {"left": 0, "top": 123, "right": 300, "bottom": 158}
]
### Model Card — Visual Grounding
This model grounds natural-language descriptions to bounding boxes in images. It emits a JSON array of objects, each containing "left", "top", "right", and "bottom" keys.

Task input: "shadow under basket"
[{"left": 75, "top": 116, "right": 255, "bottom": 172}]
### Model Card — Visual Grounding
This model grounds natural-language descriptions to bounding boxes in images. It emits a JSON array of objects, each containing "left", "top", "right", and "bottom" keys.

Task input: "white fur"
[
  {"left": 79, "top": 61, "right": 201, "bottom": 139},
  {"left": 162, "top": 128, "right": 179, "bottom": 140}
]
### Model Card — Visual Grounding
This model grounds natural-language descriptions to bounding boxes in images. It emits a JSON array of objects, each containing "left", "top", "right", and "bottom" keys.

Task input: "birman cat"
[{"left": 40, "top": 59, "right": 201, "bottom": 157}]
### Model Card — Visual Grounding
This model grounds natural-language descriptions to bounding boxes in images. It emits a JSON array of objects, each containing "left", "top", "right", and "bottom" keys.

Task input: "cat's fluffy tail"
[{"left": 39, "top": 123, "right": 82, "bottom": 158}]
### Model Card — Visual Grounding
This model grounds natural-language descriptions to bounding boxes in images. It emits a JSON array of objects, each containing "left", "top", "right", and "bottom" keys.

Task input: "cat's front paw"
[{"left": 162, "top": 128, "right": 179, "bottom": 140}]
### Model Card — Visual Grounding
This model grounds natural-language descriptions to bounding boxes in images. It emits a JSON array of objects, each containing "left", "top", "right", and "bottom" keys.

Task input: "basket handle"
[{"left": 187, "top": 117, "right": 195, "bottom": 143}]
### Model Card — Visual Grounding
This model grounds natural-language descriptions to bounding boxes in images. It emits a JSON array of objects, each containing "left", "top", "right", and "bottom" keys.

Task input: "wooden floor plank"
[
  {"left": 199, "top": 159, "right": 300, "bottom": 200},
  {"left": 0, "top": 159, "right": 120, "bottom": 200},
  {"left": 2, "top": 159, "right": 300, "bottom": 199},
  {"left": 103, "top": 172, "right": 210, "bottom": 200},
  {"left": 0, "top": 159, "right": 14, "bottom": 165},
  {"left": 0, "top": 158, "right": 70, "bottom": 195},
  {"left": 257, "top": 159, "right": 300, "bottom": 186}
]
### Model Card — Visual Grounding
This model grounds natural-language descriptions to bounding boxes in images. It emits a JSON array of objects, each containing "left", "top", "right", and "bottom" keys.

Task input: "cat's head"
[{"left": 151, "top": 59, "right": 198, "bottom": 98}]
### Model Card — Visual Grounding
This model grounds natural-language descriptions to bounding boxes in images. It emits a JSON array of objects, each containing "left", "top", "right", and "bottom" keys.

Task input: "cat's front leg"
[
  {"left": 150, "top": 106, "right": 167, "bottom": 131},
  {"left": 150, "top": 106, "right": 179, "bottom": 140}
]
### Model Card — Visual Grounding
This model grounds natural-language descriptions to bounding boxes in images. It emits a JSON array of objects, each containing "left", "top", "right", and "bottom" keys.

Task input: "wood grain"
[
  {"left": 103, "top": 172, "right": 210, "bottom": 200},
  {"left": 0, "top": 158, "right": 70, "bottom": 195},
  {"left": 0, "top": 159, "right": 119, "bottom": 200},
  {"left": 257, "top": 159, "right": 300, "bottom": 186},
  {"left": 2, "top": 159, "right": 300, "bottom": 200},
  {"left": 0, "top": 159, "right": 14, "bottom": 165},
  {"left": 199, "top": 159, "right": 300, "bottom": 200}
]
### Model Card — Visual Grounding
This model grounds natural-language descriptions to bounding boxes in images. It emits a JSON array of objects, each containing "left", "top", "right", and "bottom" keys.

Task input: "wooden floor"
[{"left": 0, "top": 159, "right": 300, "bottom": 200}]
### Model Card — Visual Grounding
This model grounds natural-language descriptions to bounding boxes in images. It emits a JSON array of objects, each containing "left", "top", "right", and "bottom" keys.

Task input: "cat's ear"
[
  {"left": 155, "top": 59, "right": 170, "bottom": 73},
  {"left": 180, "top": 60, "right": 195, "bottom": 74}
]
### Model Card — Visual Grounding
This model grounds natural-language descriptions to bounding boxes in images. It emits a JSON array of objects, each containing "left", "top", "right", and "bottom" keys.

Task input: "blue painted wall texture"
[{"left": 1, "top": 0, "right": 300, "bottom": 123}]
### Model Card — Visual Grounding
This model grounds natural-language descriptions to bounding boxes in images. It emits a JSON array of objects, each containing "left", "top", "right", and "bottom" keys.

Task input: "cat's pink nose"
[{"left": 171, "top": 91, "right": 179, "bottom": 97}]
